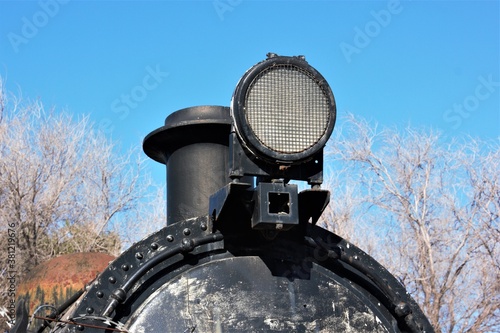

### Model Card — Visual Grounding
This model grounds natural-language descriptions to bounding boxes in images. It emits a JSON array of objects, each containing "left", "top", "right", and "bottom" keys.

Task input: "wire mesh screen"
[{"left": 245, "top": 65, "right": 331, "bottom": 154}]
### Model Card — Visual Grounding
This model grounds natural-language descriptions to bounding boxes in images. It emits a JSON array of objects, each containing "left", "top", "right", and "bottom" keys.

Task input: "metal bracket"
[{"left": 252, "top": 182, "right": 299, "bottom": 230}]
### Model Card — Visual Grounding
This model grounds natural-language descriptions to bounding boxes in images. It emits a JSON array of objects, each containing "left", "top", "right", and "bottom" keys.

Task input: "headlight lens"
[{"left": 232, "top": 55, "right": 336, "bottom": 163}]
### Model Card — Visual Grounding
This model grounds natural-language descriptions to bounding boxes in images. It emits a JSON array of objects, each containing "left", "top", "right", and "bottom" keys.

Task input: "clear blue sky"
[{"left": 1, "top": 0, "right": 499, "bottom": 185}]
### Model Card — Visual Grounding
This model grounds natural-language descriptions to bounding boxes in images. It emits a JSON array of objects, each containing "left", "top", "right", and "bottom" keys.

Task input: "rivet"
[
  {"left": 77, "top": 324, "right": 84, "bottom": 331},
  {"left": 135, "top": 252, "right": 143, "bottom": 260},
  {"left": 181, "top": 238, "right": 194, "bottom": 252},
  {"left": 96, "top": 291, "right": 104, "bottom": 298},
  {"left": 151, "top": 242, "right": 159, "bottom": 250},
  {"left": 395, "top": 302, "right": 411, "bottom": 317},
  {"left": 108, "top": 276, "right": 116, "bottom": 284},
  {"left": 86, "top": 307, "right": 94, "bottom": 314},
  {"left": 183, "top": 228, "right": 191, "bottom": 236},
  {"left": 121, "top": 264, "right": 129, "bottom": 271},
  {"left": 200, "top": 223, "right": 208, "bottom": 231},
  {"left": 167, "top": 235, "right": 174, "bottom": 242}
]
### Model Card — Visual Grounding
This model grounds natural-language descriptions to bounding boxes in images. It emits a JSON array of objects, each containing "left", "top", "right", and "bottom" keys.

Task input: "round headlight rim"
[{"left": 231, "top": 56, "right": 336, "bottom": 164}]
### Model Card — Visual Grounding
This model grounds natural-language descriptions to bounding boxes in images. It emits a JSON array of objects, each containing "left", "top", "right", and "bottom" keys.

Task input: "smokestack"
[{"left": 143, "top": 106, "right": 232, "bottom": 225}]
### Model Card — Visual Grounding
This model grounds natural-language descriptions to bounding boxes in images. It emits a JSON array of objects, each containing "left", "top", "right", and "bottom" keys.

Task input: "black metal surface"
[
  {"left": 298, "top": 188, "right": 330, "bottom": 224},
  {"left": 166, "top": 142, "right": 230, "bottom": 224},
  {"left": 127, "top": 256, "right": 394, "bottom": 332},
  {"left": 229, "top": 132, "right": 325, "bottom": 185},
  {"left": 208, "top": 181, "right": 254, "bottom": 223}
]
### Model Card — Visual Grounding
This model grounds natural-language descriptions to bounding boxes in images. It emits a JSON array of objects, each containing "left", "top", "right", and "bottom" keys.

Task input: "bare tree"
[
  {"left": 0, "top": 80, "right": 165, "bottom": 329},
  {"left": 322, "top": 115, "right": 499, "bottom": 333}
]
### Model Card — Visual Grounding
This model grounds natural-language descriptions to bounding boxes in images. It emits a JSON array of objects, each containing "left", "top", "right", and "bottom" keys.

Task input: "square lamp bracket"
[{"left": 252, "top": 182, "right": 299, "bottom": 230}]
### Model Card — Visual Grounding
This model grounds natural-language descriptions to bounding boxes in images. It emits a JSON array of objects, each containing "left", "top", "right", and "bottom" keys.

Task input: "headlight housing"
[{"left": 231, "top": 54, "right": 336, "bottom": 164}]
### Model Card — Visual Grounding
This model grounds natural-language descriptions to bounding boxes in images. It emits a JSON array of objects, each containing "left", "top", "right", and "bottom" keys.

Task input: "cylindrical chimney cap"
[{"left": 143, "top": 105, "right": 231, "bottom": 164}]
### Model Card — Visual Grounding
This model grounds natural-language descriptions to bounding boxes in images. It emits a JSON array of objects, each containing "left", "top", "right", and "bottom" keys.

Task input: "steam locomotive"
[{"left": 13, "top": 54, "right": 434, "bottom": 332}]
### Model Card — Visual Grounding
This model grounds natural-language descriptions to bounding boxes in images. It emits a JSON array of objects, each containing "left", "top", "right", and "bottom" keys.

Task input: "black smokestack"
[{"left": 143, "top": 105, "right": 231, "bottom": 225}]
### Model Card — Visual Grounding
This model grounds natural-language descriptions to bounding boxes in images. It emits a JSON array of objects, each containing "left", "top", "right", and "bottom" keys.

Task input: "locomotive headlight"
[{"left": 231, "top": 54, "right": 336, "bottom": 164}]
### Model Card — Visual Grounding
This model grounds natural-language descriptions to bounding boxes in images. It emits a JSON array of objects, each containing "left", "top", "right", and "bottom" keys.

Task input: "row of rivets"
[
  {"left": 104, "top": 240, "right": 158, "bottom": 294},
  {"left": 91, "top": 222, "right": 211, "bottom": 331},
  {"left": 100, "top": 226, "right": 208, "bottom": 314}
]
